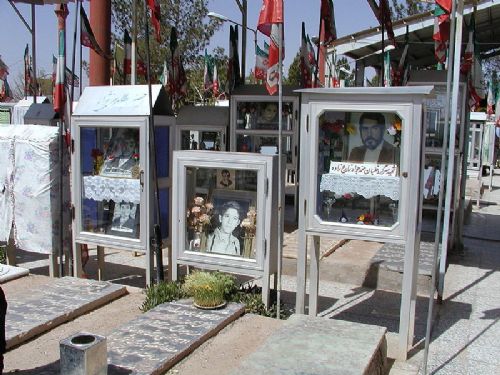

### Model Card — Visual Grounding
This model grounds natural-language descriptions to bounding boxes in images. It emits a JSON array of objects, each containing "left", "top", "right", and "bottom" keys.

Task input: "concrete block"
[{"left": 60, "top": 332, "right": 107, "bottom": 375}]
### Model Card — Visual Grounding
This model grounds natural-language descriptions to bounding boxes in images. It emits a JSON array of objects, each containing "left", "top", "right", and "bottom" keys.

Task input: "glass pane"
[
  {"left": 80, "top": 127, "right": 140, "bottom": 239},
  {"left": 185, "top": 166, "right": 258, "bottom": 259},
  {"left": 423, "top": 154, "right": 442, "bottom": 203},
  {"left": 236, "top": 101, "right": 294, "bottom": 131},
  {"left": 180, "top": 130, "right": 223, "bottom": 151},
  {"left": 236, "top": 134, "right": 293, "bottom": 164},
  {"left": 316, "top": 111, "right": 402, "bottom": 227}
]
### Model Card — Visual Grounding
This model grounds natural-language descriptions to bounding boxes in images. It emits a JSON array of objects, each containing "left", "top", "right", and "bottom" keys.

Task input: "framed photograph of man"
[
  {"left": 216, "top": 168, "right": 236, "bottom": 190},
  {"left": 208, "top": 189, "right": 257, "bottom": 258},
  {"left": 100, "top": 128, "right": 140, "bottom": 178},
  {"left": 107, "top": 201, "right": 140, "bottom": 239}
]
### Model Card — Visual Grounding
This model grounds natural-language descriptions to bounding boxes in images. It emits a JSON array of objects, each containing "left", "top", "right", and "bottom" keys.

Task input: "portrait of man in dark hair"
[{"left": 348, "top": 112, "right": 396, "bottom": 164}]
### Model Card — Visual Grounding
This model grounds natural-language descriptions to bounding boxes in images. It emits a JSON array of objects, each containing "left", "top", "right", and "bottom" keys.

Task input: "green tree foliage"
[
  {"left": 111, "top": 0, "right": 222, "bottom": 102},
  {"left": 390, "top": 0, "right": 433, "bottom": 20},
  {"left": 285, "top": 52, "right": 301, "bottom": 86}
]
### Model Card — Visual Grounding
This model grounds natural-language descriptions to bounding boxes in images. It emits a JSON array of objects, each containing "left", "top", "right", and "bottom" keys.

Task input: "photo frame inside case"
[{"left": 107, "top": 200, "right": 140, "bottom": 239}]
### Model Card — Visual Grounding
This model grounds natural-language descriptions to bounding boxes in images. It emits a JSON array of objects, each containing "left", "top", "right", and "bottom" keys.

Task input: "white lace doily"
[
  {"left": 320, "top": 173, "right": 400, "bottom": 200},
  {"left": 83, "top": 175, "right": 141, "bottom": 204}
]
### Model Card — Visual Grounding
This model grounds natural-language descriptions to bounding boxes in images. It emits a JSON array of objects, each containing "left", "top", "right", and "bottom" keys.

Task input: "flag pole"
[
  {"left": 276, "top": 21, "right": 283, "bottom": 320},
  {"left": 143, "top": 0, "right": 164, "bottom": 284},
  {"left": 70, "top": 0, "right": 81, "bottom": 105}
]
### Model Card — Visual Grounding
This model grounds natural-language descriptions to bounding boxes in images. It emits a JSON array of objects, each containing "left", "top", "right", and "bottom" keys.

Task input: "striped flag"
[
  {"left": 213, "top": 63, "right": 219, "bottom": 98},
  {"left": 254, "top": 43, "right": 269, "bottom": 81},
  {"left": 52, "top": 55, "right": 79, "bottom": 87},
  {"left": 203, "top": 49, "right": 214, "bottom": 92},
  {"left": 487, "top": 81, "right": 495, "bottom": 115},
  {"left": 123, "top": 30, "right": 147, "bottom": 78},
  {"left": 80, "top": 6, "right": 107, "bottom": 59},
  {"left": 432, "top": 0, "right": 451, "bottom": 63},
  {"left": 54, "top": 4, "right": 68, "bottom": 116},
  {"left": 257, "top": 0, "right": 284, "bottom": 95}
]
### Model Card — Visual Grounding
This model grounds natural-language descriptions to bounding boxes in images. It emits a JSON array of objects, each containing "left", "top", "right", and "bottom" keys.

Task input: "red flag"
[
  {"left": 258, "top": 0, "right": 283, "bottom": 95},
  {"left": 433, "top": 1, "right": 451, "bottom": 63},
  {"left": 320, "top": 0, "right": 337, "bottom": 44},
  {"left": 257, "top": 0, "right": 283, "bottom": 36},
  {"left": 300, "top": 22, "right": 314, "bottom": 88},
  {"left": 147, "top": 0, "right": 161, "bottom": 43}
]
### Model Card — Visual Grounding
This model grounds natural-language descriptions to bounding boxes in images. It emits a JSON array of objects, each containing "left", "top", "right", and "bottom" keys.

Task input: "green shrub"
[
  {"left": 183, "top": 271, "right": 236, "bottom": 308},
  {"left": 140, "top": 281, "right": 186, "bottom": 312},
  {"left": 230, "top": 283, "right": 292, "bottom": 319}
]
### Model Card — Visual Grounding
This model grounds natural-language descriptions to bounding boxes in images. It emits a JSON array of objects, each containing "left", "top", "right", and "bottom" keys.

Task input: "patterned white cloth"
[
  {"left": 0, "top": 125, "right": 71, "bottom": 254},
  {"left": 320, "top": 173, "right": 401, "bottom": 200},
  {"left": 0, "top": 130, "right": 14, "bottom": 242},
  {"left": 83, "top": 175, "right": 141, "bottom": 204}
]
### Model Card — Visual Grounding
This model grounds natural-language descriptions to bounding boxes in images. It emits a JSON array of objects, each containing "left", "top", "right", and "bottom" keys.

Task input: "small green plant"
[
  {"left": 140, "top": 281, "right": 186, "bottom": 312},
  {"left": 183, "top": 271, "right": 236, "bottom": 308},
  {"left": 230, "top": 283, "right": 292, "bottom": 319}
]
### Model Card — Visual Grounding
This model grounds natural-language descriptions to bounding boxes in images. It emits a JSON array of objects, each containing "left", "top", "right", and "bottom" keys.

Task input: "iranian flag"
[
  {"left": 495, "top": 88, "right": 500, "bottom": 126},
  {"left": 254, "top": 43, "right": 269, "bottom": 81},
  {"left": 257, "top": 0, "right": 283, "bottom": 95},
  {"left": 124, "top": 29, "right": 147, "bottom": 78},
  {"left": 203, "top": 49, "right": 213, "bottom": 92},
  {"left": 80, "top": 6, "right": 107, "bottom": 59},
  {"left": 433, "top": 0, "right": 451, "bottom": 63},
  {"left": 54, "top": 4, "right": 68, "bottom": 116}
]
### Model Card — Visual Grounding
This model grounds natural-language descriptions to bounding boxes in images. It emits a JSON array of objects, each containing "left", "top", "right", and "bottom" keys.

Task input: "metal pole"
[
  {"left": 132, "top": 0, "right": 137, "bottom": 85},
  {"left": 240, "top": 0, "right": 247, "bottom": 83},
  {"left": 276, "top": 22, "right": 283, "bottom": 320},
  {"left": 422, "top": 1, "right": 457, "bottom": 372},
  {"left": 143, "top": 1, "right": 164, "bottom": 283},
  {"left": 71, "top": 0, "right": 81, "bottom": 104},
  {"left": 439, "top": 0, "right": 464, "bottom": 299},
  {"left": 31, "top": 4, "right": 37, "bottom": 103}
]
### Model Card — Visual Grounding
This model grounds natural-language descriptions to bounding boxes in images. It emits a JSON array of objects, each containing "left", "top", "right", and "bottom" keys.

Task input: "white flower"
[{"left": 387, "top": 126, "right": 397, "bottom": 136}]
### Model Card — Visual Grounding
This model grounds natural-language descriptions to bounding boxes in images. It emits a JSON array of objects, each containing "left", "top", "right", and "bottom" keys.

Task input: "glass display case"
[
  {"left": 296, "top": 86, "right": 433, "bottom": 360},
  {"left": 230, "top": 86, "right": 299, "bottom": 170},
  {"left": 175, "top": 105, "right": 228, "bottom": 151},
  {"left": 172, "top": 151, "right": 279, "bottom": 306},
  {"left": 71, "top": 85, "right": 175, "bottom": 285}
]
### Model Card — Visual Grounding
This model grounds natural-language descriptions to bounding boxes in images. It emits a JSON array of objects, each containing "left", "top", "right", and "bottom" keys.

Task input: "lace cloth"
[
  {"left": 83, "top": 175, "right": 141, "bottom": 204},
  {"left": 320, "top": 173, "right": 400, "bottom": 200}
]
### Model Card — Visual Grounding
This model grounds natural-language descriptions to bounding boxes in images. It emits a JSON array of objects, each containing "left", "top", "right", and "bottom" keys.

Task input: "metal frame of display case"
[
  {"left": 175, "top": 105, "right": 228, "bottom": 151},
  {"left": 171, "top": 150, "right": 280, "bottom": 307},
  {"left": 408, "top": 70, "right": 469, "bottom": 251},
  {"left": 71, "top": 85, "right": 175, "bottom": 285},
  {"left": 229, "top": 85, "right": 300, "bottom": 222},
  {"left": 296, "top": 86, "right": 433, "bottom": 360}
]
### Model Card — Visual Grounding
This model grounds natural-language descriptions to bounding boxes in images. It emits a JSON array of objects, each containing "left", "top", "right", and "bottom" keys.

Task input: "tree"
[
  {"left": 285, "top": 52, "right": 301, "bottom": 86},
  {"left": 390, "top": 0, "right": 433, "bottom": 20},
  {"left": 111, "top": 0, "right": 223, "bottom": 102}
]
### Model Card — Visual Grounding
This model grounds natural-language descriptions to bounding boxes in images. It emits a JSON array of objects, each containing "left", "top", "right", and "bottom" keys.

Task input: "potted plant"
[{"left": 183, "top": 271, "right": 235, "bottom": 309}]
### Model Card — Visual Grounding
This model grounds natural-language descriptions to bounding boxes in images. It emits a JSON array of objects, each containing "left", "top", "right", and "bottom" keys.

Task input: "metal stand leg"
[
  {"left": 97, "top": 246, "right": 105, "bottom": 281},
  {"left": 308, "top": 235, "right": 320, "bottom": 316},
  {"left": 73, "top": 242, "right": 83, "bottom": 278},
  {"left": 49, "top": 254, "right": 58, "bottom": 278},
  {"left": 5, "top": 236, "right": 16, "bottom": 266}
]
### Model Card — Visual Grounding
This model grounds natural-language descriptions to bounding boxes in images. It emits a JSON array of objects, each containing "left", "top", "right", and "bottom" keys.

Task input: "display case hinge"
[
  {"left": 265, "top": 177, "right": 269, "bottom": 196},
  {"left": 306, "top": 115, "right": 309, "bottom": 132},
  {"left": 264, "top": 239, "right": 267, "bottom": 257},
  {"left": 304, "top": 199, "right": 307, "bottom": 216},
  {"left": 71, "top": 138, "right": 75, "bottom": 154},
  {"left": 294, "top": 109, "right": 298, "bottom": 120},
  {"left": 71, "top": 205, "right": 75, "bottom": 221}
]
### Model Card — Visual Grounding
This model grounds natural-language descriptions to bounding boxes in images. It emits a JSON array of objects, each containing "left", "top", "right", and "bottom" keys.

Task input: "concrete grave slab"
[
  {"left": 0, "top": 264, "right": 29, "bottom": 283},
  {"left": 6, "top": 277, "right": 127, "bottom": 349},
  {"left": 106, "top": 299, "right": 245, "bottom": 375},
  {"left": 231, "top": 314, "right": 387, "bottom": 375}
]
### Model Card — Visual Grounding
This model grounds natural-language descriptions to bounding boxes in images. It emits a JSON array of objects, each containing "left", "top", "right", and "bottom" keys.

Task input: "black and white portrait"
[
  {"left": 206, "top": 201, "right": 242, "bottom": 256},
  {"left": 100, "top": 128, "right": 139, "bottom": 178},
  {"left": 108, "top": 201, "right": 139, "bottom": 238}
]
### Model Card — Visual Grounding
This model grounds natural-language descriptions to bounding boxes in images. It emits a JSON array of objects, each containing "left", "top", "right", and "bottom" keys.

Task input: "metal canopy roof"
[{"left": 329, "top": 0, "right": 500, "bottom": 69}]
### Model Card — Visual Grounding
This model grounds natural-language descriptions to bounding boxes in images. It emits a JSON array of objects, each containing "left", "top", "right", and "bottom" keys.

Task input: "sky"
[{"left": 0, "top": 0, "right": 380, "bottom": 98}]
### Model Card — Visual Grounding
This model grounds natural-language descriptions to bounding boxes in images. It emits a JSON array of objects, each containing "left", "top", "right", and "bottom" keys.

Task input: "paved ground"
[{"left": 2, "top": 169, "right": 500, "bottom": 374}]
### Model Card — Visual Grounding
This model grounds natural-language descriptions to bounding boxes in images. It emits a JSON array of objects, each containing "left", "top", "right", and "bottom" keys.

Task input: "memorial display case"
[
  {"left": 175, "top": 105, "right": 228, "bottom": 151},
  {"left": 408, "top": 70, "right": 469, "bottom": 247},
  {"left": 296, "top": 86, "right": 433, "bottom": 359},
  {"left": 71, "top": 85, "right": 175, "bottom": 284},
  {"left": 172, "top": 151, "right": 279, "bottom": 305}
]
